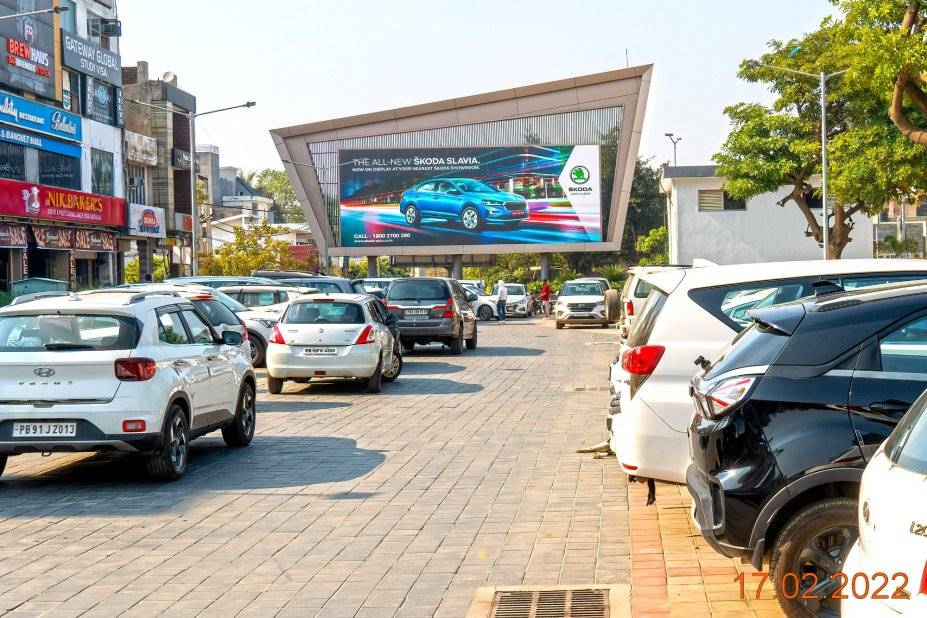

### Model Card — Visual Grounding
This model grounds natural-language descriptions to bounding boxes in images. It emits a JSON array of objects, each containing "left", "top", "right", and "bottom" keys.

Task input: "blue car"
[{"left": 399, "top": 178, "right": 528, "bottom": 231}]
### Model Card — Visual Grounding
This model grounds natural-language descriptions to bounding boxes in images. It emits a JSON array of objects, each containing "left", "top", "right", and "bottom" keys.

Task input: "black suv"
[
  {"left": 687, "top": 281, "right": 927, "bottom": 617},
  {"left": 385, "top": 277, "right": 478, "bottom": 354}
]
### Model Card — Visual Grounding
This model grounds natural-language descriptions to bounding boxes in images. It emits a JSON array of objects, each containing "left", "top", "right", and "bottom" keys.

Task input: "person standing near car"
[
  {"left": 540, "top": 279, "right": 551, "bottom": 318},
  {"left": 496, "top": 279, "right": 508, "bottom": 322}
]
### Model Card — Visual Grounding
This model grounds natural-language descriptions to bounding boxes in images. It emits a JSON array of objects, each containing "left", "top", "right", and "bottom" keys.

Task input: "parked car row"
[{"left": 607, "top": 259, "right": 927, "bottom": 616}]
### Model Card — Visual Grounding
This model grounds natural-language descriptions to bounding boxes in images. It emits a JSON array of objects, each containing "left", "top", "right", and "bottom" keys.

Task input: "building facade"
[
  {"left": 122, "top": 60, "right": 196, "bottom": 277},
  {"left": 0, "top": 0, "right": 127, "bottom": 292},
  {"left": 662, "top": 165, "right": 873, "bottom": 265}
]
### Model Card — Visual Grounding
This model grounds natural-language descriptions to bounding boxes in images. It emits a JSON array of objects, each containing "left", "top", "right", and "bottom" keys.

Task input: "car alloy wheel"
[
  {"left": 405, "top": 205, "right": 419, "bottom": 225},
  {"left": 168, "top": 414, "right": 188, "bottom": 473},
  {"left": 477, "top": 305, "right": 494, "bottom": 321},
  {"left": 239, "top": 386, "right": 256, "bottom": 436},
  {"left": 789, "top": 525, "right": 858, "bottom": 617},
  {"left": 383, "top": 351, "right": 402, "bottom": 382},
  {"left": 461, "top": 206, "right": 480, "bottom": 231}
]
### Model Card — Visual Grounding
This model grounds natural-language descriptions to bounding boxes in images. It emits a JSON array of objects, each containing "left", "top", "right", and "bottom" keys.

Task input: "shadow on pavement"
[
  {"left": 298, "top": 377, "right": 483, "bottom": 395},
  {"left": 258, "top": 400, "right": 351, "bottom": 413},
  {"left": 401, "top": 361, "right": 465, "bottom": 375},
  {"left": 0, "top": 436, "right": 384, "bottom": 517},
  {"left": 469, "top": 346, "right": 544, "bottom": 357}
]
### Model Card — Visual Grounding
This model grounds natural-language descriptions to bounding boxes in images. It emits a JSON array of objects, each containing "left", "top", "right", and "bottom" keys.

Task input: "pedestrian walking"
[
  {"left": 496, "top": 279, "right": 508, "bottom": 322},
  {"left": 540, "top": 279, "right": 551, "bottom": 318}
]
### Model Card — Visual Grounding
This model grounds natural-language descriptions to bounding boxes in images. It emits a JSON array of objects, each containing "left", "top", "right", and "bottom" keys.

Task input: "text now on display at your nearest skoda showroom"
[{"left": 339, "top": 146, "right": 602, "bottom": 248}]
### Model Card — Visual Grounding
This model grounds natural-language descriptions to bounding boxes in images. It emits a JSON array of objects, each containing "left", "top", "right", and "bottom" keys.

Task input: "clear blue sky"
[{"left": 119, "top": 0, "right": 837, "bottom": 173}]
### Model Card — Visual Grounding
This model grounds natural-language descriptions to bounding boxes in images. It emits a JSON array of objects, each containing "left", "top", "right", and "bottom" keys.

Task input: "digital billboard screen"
[{"left": 338, "top": 146, "right": 602, "bottom": 248}]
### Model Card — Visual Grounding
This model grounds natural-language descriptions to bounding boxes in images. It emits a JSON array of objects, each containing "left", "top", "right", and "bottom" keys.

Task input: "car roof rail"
[
  {"left": 78, "top": 289, "right": 184, "bottom": 304},
  {"left": 9, "top": 290, "right": 74, "bottom": 305}
]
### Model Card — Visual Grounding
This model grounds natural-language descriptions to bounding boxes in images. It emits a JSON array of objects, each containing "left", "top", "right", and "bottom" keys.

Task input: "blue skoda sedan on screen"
[{"left": 399, "top": 178, "right": 528, "bottom": 231}]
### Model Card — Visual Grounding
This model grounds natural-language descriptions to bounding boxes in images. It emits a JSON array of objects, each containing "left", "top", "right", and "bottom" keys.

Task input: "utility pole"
[{"left": 664, "top": 133, "right": 682, "bottom": 166}]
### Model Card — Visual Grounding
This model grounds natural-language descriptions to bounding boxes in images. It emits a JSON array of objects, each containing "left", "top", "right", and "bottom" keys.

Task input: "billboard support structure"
[{"left": 271, "top": 65, "right": 651, "bottom": 259}]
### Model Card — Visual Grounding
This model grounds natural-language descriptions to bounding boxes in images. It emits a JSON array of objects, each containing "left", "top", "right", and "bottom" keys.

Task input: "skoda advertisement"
[{"left": 338, "top": 146, "right": 602, "bottom": 248}]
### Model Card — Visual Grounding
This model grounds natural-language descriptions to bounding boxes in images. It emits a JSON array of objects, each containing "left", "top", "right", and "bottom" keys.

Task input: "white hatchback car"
[
  {"left": 0, "top": 289, "right": 257, "bottom": 481},
  {"left": 266, "top": 294, "right": 400, "bottom": 394},
  {"left": 609, "top": 259, "right": 927, "bottom": 484}
]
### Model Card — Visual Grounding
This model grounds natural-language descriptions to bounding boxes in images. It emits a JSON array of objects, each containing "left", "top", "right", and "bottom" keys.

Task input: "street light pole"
[
  {"left": 664, "top": 133, "right": 682, "bottom": 165},
  {"left": 746, "top": 61, "right": 846, "bottom": 260},
  {"left": 126, "top": 99, "right": 255, "bottom": 276},
  {"left": 0, "top": 5, "right": 69, "bottom": 20}
]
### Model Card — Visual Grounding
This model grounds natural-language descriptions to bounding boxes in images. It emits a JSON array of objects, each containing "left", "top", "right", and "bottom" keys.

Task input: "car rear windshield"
[
  {"left": 702, "top": 323, "right": 788, "bottom": 380},
  {"left": 562, "top": 282, "right": 602, "bottom": 296},
  {"left": 635, "top": 279, "right": 655, "bottom": 298},
  {"left": 627, "top": 289, "right": 668, "bottom": 347},
  {"left": 387, "top": 280, "right": 449, "bottom": 302},
  {"left": 0, "top": 314, "right": 140, "bottom": 351},
  {"left": 193, "top": 299, "right": 240, "bottom": 327},
  {"left": 885, "top": 393, "right": 927, "bottom": 474},
  {"left": 285, "top": 302, "right": 365, "bottom": 324}
]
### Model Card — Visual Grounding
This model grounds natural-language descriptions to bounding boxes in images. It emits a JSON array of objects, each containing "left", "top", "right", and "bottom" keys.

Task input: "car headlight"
[
  {"left": 255, "top": 319, "right": 277, "bottom": 328},
  {"left": 482, "top": 199, "right": 504, "bottom": 206},
  {"left": 486, "top": 207, "right": 501, "bottom": 215}
]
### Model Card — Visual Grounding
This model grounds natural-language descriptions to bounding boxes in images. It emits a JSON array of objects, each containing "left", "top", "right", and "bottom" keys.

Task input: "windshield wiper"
[{"left": 44, "top": 343, "right": 94, "bottom": 351}]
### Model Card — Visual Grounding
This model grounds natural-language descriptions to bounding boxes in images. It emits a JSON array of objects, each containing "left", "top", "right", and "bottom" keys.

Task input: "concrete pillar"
[
  {"left": 451, "top": 255, "right": 463, "bottom": 279},
  {"left": 540, "top": 253, "right": 550, "bottom": 280},
  {"left": 367, "top": 255, "right": 379, "bottom": 278}
]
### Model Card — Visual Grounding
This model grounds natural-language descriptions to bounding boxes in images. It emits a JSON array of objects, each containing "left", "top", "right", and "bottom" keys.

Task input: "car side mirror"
[
  {"left": 447, "top": 189, "right": 460, "bottom": 195},
  {"left": 467, "top": 292, "right": 478, "bottom": 302},
  {"left": 386, "top": 314, "right": 399, "bottom": 326},
  {"left": 222, "top": 330, "right": 243, "bottom": 346}
]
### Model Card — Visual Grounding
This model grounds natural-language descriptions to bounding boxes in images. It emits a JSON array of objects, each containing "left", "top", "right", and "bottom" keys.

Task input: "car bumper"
[
  {"left": 485, "top": 211, "right": 528, "bottom": 222},
  {"left": 555, "top": 307, "right": 607, "bottom": 323},
  {"left": 686, "top": 464, "right": 754, "bottom": 559},
  {"left": 612, "top": 394, "right": 688, "bottom": 482},
  {"left": 266, "top": 345, "right": 380, "bottom": 379},
  {"left": 0, "top": 418, "right": 162, "bottom": 455},
  {"left": 396, "top": 319, "right": 456, "bottom": 338},
  {"left": 505, "top": 305, "right": 528, "bottom": 316}
]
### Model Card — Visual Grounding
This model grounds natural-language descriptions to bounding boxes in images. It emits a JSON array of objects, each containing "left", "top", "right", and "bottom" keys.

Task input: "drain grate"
[{"left": 489, "top": 588, "right": 609, "bottom": 618}]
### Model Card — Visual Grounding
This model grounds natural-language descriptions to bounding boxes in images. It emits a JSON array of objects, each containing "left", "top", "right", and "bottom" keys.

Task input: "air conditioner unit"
[{"left": 101, "top": 19, "right": 122, "bottom": 37}]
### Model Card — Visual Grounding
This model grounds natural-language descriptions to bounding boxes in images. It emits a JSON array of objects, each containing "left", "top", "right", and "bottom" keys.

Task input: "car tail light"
[
  {"left": 114, "top": 358, "right": 157, "bottom": 381},
  {"left": 621, "top": 345, "right": 665, "bottom": 375},
  {"left": 355, "top": 324, "right": 375, "bottom": 345},
  {"left": 699, "top": 376, "right": 757, "bottom": 418},
  {"left": 442, "top": 298, "right": 456, "bottom": 318},
  {"left": 626, "top": 300, "right": 634, "bottom": 316},
  {"left": 122, "top": 420, "right": 146, "bottom": 433},
  {"left": 269, "top": 325, "right": 286, "bottom": 345}
]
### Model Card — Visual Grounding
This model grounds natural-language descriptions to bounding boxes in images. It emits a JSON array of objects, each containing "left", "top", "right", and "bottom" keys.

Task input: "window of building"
[
  {"left": 62, "top": 70, "right": 80, "bottom": 114},
  {"left": 0, "top": 142, "right": 26, "bottom": 181},
  {"left": 127, "top": 164, "right": 147, "bottom": 204},
  {"left": 698, "top": 189, "right": 746, "bottom": 211},
  {"left": 38, "top": 151, "right": 81, "bottom": 190},
  {"left": 86, "top": 13, "right": 110, "bottom": 48},
  {"left": 59, "top": 0, "right": 77, "bottom": 33},
  {"left": 91, "top": 149, "right": 114, "bottom": 196}
]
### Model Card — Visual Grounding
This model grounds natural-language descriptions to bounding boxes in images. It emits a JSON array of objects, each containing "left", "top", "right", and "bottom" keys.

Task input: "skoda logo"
[
  {"left": 570, "top": 165, "right": 590, "bottom": 185},
  {"left": 34, "top": 367, "right": 55, "bottom": 378}
]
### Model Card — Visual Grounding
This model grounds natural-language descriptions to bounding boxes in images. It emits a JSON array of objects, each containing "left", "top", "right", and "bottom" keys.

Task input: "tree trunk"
[{"left": 827, "top": 201, "right": 851, "bottom": 259}]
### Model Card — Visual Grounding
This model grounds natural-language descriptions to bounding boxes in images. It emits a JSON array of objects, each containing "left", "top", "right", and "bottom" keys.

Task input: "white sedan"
[{"left": 265, "top": 294, "right": 400, "bottom": 394}]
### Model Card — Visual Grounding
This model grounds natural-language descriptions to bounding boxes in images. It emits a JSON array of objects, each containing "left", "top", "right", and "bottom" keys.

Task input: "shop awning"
[{"left": 0, "top": 223, "right": 26, "bottom": 248}]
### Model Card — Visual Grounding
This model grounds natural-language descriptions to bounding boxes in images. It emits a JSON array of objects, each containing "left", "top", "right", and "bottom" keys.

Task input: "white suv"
[
  {"left": 554, "top": 279, "right": 608, "bottom": 328},
  {"left": 610, "top": 259, "right": 927, "bottom": 483},
  {"left": 843, "top": 391, "right": 927, "bottom": 617},
  {"left": 0, "top": 289, "right": 257, "bottom": 481}
]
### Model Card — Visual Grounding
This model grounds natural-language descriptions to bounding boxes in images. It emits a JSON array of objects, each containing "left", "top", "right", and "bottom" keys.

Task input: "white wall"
[{"left": 667, "top": 176, "right": 873, "bottom": 265}]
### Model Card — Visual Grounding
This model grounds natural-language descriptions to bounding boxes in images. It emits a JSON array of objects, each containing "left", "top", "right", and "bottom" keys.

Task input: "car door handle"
[
  {"left": 205, "top": 354, "right": 219, "bottom": 361},
  {"left": 172, "top": 359, "right": 190, "bottom": 368},
  {"left": 869, "top": 401, "right": 910, "bottom": 413}
]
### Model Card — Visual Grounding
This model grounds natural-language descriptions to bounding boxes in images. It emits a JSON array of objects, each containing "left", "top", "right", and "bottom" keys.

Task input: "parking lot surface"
[{"left": 0, "top": 319, "right": 630, "bottom": 617}]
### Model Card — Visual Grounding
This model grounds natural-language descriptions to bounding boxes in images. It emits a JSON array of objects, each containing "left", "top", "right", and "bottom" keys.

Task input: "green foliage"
[
  {"left": 877, "top": 233, "right": 920, "bottom": 257},
  {"left": 0, "top": 291, "right": 11, "bottom": 307},
  {"left": 253, "top": 169, "right": 305, "bottom": 223},
  {"left": 199, "top": 220, "right": 314, "bottom": 276},
  {"left": 123, "top": 254, "right": 171, "bottom": 284},
  {"left": 344, "top": 257, "right": 410, "bottom": 280},
  {"left": 635, "top": 226, "right": 668, "bottom": 266}
]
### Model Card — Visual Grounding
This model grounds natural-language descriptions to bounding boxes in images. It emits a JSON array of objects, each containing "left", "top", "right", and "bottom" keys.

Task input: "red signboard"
[{"left": 0, "top": 177, "right": 125, "bottom": 226}]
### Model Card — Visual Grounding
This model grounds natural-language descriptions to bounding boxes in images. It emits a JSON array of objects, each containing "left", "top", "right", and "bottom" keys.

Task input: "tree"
[
  {"left": 253, "top": 169, "right": 305, "bottom": 223},
  {"left": 636, "top": 226, "right": 668, "bottom": 266},
  {"left": 714, "top": 21, "right": 927, "bottom": 257},
  {"left": 199, "top": 220, "right": 316, "bottom": 275},
  {"left": 123, "top": 254, "right": 171, "bottom": 283}
]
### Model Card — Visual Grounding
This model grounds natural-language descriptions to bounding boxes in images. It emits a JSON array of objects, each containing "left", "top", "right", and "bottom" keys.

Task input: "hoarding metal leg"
[
  {"left": 451, "top": 255, "right": 463, "bottom": 280},
  {"left": 367, "top": 255, "right": 379, "bottom": 278},
  {"left": 540, "top": 253, "right": 550, "bottom": 280}
]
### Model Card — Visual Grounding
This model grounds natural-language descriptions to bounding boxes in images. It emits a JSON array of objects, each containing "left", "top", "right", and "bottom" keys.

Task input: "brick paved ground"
[{"left": 0, "top": 318, "right": 631, "bottom": 617}]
